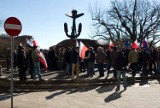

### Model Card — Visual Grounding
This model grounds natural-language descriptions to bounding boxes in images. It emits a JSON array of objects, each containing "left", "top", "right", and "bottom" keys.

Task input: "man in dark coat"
[
  {"left": 115, "top": 50, "right": 128, "bottom": 91},
  {"left": 16, "top": 46, "right": 27, "bottom": 81},
  {"left": 71, "top": 46, "right": 80, "bottom": 80}
]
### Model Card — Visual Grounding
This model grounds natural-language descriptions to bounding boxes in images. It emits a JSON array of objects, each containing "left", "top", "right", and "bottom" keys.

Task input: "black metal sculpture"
[{"left": 64, "top": 9, "right": 84, "bottom": 39}]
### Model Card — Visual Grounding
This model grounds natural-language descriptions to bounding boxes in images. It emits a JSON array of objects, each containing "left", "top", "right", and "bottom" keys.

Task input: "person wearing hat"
[{"left": 16, "top": 45, "right": 27, "bottom": 81}]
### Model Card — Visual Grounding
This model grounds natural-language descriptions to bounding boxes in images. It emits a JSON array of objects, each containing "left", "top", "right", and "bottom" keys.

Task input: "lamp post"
[{"left": 64, "top": 9, "right": 84, "bottom": 39}]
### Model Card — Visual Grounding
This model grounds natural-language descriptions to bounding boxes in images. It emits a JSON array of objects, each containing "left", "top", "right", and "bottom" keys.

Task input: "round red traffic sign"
[{"left": 4, "top": 17, "right": 22, "bottom": 36}]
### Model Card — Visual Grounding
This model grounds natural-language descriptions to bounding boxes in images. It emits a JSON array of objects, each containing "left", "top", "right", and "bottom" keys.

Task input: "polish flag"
[
  {"left": 79, "top": 41, "right": 88, "bottom": 59},
  {"left": 132, "top": 39, "right": 139, "bottom": 49},
  {"left": 39, "top": 52, "right": 48, "bottom": 70},
  {"left": 26, "top": 38, "right": 38, "bottom": 47},
  {"left": 26, "top": 38, "right": 48, "bottom": 70},
  {"left": 109, "top": 39, "right": 114, "bottom": 47}
]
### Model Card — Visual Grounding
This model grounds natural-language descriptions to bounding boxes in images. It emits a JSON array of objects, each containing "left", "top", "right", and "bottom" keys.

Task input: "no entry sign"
[{"left": 4, "top": 17, "right": 22, "bottom": 36}]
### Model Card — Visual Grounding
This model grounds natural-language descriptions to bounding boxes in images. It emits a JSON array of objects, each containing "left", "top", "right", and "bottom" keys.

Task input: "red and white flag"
[
  {"left": 26, "top": 38, "right": 39, "bottom": 47},
  {"left": 26, "top": 38, "right": 48, "bottom": 70},
  {"left": 38, "top": 52, "right": 48, "bottom": 70},
  {"left": 109, "top": 39, "right": 114, "bottom": 47},
  {"left": 132, "top": 39, "right": 139, "bottom": 49},
  {"left": 79, "top": 41, "right": 88, "bottom": 59}
]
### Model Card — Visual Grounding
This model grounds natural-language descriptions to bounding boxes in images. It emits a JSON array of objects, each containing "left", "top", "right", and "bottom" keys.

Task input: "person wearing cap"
[{"left": 31, "top": 45, "right": 44, "bottom": 81}]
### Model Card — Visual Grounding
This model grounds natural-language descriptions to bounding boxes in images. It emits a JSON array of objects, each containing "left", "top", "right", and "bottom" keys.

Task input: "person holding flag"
[
  {"left": 31, "top": 45, "right": 44, "bottom": 81},
  {"left": 26, "top": 38, "right": 48, "bottom": 71}
]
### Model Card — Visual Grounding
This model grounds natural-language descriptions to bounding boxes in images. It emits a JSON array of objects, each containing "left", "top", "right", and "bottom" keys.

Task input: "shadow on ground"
[{"left": 104, "top": 89, "right": 125, "bottom": 102}]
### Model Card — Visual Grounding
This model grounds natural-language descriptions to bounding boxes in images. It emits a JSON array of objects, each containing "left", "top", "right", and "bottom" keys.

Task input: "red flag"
[{"left": 79, "top": 41, "right": 88, "bottom": 59}]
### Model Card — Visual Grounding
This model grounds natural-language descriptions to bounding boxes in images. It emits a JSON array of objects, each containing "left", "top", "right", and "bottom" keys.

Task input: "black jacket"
[
  {"left": 17, "top": 50, "right": 26, "bottom": 68},
  {"left": 71, "top": 49, "right": 79, "bottom": 64},
  {"left": 116, "top": 51, "right": 128, "bottom": 70}
]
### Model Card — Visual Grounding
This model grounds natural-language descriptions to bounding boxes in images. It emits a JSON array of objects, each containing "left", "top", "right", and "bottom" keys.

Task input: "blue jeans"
[
  {"left": 117, "top": 70, "right": 127, "bottom": 89},
  {"left": 97, "top": 63, "right": 104, "bottom": 76},
  {"left": 33, "top": 62, "right": 42, "bottom": 80}
]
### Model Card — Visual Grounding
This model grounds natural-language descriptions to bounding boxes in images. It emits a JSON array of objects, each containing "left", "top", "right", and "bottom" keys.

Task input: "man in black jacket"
[
  {"left": 115, "top": 50, "right": 128, "bottom": 91},
  {"left": 71, "top": 46, "right": 80, "bottom": 80},
  {"left": 64, "top": 47, "right": 72, "bottom": 74},
  {"left": 16, "top": 45, "right": 27, "bottom": 81},
  {"left": 85, "top": 47, "right": 95, "bottom": 77}
]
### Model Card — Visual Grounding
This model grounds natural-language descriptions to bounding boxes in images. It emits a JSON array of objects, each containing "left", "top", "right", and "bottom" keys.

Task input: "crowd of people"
[
  {"left": 6, "top": 43, "right": 160, "bottom": 91},
  {"left": 7, "top": 45, "right": 45, "bottom": 81}
]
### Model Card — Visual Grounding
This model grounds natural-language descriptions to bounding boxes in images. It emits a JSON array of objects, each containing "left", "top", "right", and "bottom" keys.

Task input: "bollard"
[{"left": 0, "top": 65, "right": 2, "bottom": 76}]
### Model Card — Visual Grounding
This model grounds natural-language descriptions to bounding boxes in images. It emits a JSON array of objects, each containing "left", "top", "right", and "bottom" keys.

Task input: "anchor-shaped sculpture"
[{"left": 64, "top": 9, "right": 84, "bottom": 39}]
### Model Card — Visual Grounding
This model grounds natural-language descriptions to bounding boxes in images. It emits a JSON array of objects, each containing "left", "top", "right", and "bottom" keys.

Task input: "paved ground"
[
  {"left": 0, "top": 80, "right": 160, "bottom": 108},
  {"left": 1, "top": 68, "right": 160, "bottom": 108}
]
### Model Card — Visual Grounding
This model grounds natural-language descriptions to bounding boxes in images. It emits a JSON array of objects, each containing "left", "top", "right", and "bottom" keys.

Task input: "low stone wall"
[
  {"left": 0, "top": 59, "right": 7, "bottom": 67},
  {"left": 0, "top": 78, "right": 10, "bottom": 88}
]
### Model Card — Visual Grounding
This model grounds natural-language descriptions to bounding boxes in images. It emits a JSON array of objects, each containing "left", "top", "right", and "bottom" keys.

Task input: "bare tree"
[{"left": 90, "top": 0, "right": 160, "bottom": 44}]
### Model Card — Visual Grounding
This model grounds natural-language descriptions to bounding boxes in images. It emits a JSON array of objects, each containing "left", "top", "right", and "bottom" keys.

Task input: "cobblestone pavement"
[{"left": 0, "top": 80, "right": 160, "bottom": 108}]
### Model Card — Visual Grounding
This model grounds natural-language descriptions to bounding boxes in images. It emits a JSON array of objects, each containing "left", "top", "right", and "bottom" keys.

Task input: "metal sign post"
[
  {"left": 11, "top": 37, "right": 14, "bottom": 108},
  {"left": 4, "top": 17, "right": 22, "bottom": 108}
]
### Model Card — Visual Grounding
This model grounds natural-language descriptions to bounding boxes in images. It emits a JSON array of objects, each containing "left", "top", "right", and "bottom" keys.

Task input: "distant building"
[{"left": 0, "top": 35, "right": 32, "bottom": 58}]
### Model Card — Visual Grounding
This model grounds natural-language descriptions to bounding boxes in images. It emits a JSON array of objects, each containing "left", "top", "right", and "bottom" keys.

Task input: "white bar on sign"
[{"left": 5, "top": 24, "right": 21, "bottom": 30}]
